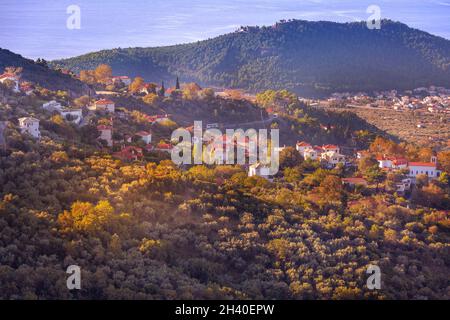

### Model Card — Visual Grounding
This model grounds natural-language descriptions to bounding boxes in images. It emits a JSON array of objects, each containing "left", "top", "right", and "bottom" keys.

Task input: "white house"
[
  {"left": 395, "top": 178, "right": 412, "bottom": 193},
  {"left": 18, "top": 117, "right": 40, "bottom": 139},
  {"left": 248, "top": 162, "right": 273, "bottom": 181},
  {"left": 322, "top": 144, "right": 340, "bottom": 154},
  {"left": 392, "top": 158, "right": 408, "bottom": 169},
  {"left": 0, "top": 73, "right": 19, "bottom": 92},
  {"left": 321, "top": 150, "right": 346, "bottom": 167},
  {"left": 378, "top": 157, "right": 393, "bottom": 169},
  {"left": 135, "top": 131, "right": 152, "bottom": 144},
  {"left": 303, "top": 148, "right": 320, "bottom": 161},
  {"left": 91, "top": 99, "right": 115, "bottom": 113},
  {"left": 43, "top": 100, "right": 63, "bottom": 112},
  {"left": 60, "top": 108, "right": 83, "bottom": 125},
  {"left": 296, "top": 141, "right": 312, "bottom": 153},
  {"left": 377, "top": 156, "right": 409, "bottom": 170},
  {"left": 97, "top": 125, "right": 113, "bottom": 147},
  {"left": 407, "top": 160, "right": 440, "bottom": 179}
]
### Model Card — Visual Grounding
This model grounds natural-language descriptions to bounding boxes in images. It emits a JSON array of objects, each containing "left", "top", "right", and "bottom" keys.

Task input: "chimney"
[{"left": 431, "top": 156, "right": 437, "bottom": 164}]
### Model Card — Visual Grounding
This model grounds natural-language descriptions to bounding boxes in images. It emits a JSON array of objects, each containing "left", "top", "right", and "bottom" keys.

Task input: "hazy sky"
[{"left": 0, "top": 0, "right": 449, "bottom": 60}]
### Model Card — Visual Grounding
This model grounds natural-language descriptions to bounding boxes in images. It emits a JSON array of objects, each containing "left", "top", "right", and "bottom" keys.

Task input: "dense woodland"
[
  {"left": 52, "top": 20, "right": 450, "bottom": 96},
  {"left": 0, "top": 73, "right": 449, "bottom": 299}
]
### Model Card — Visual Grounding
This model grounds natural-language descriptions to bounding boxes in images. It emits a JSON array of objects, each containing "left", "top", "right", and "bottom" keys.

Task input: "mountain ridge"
[{"left": 51, "top": 19, "right": 450, "bottom": 97}]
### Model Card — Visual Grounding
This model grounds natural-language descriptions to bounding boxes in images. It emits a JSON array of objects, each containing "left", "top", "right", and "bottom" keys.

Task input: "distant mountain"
[
  {"left": 52, "top": 20, "right": 450, "bottom": 97},
  {"left": 0, "top": 48, "right": 89, "bottom": 95}
]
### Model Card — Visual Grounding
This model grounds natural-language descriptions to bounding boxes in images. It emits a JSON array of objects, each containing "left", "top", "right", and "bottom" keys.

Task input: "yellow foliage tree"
[
  {"left": 94, "top": 64, "right": 112, "bottom": 83},
  {"left": 129, "top": 77, "right": 145, "bottom": 93}
]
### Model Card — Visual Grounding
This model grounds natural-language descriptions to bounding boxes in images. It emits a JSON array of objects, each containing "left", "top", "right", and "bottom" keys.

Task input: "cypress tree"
[{"left": 159, "top": 81, "right": 165, "bottom": 97}]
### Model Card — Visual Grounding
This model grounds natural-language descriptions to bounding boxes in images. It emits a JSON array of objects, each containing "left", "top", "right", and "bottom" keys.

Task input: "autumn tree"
[
  {"left": 79, "top": 70, "right": 96, "bottom": 84},
  {"left": 314, "top": 175, "right": 343, "bottom": 203},
  {"left": 279, "top": 146, "right": 303, "bottom": 169},
  {"left": 182, "top": 83, "right": 202, "bottom": 100},
  {"left": 200, "top": 88, "right": 215, "bottom": 100},
  {"left": 358, "top": 155, "right": 378, "bottom": 172},
  {"left": 364, "top": 165, "right": 385, "bottom": 191},
  {"left": 4, "top": 66, "right": 23, "bottom": 75},
  {"left": 129, "top": 77, "right": 145, "bottom": 93},
  {"left": 369, "top": 136, "right": 401, "bottom": 156},
  {"left": 142, "top": 93, "right": 160, "bottom": 105},
  {"left": 74, "top": 95, "right": 90, "bottom": 107},
  {"left": 58, "top": 200, "right": 126, "bottom": 234},
  {"left": 94, "top": 64, "right": 112, "bottom": 83},
  {"left": 437, "top": 150, "right": 450, "bottom": 174}
]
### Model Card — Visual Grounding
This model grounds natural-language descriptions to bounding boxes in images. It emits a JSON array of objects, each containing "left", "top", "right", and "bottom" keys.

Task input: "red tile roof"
[
  {"left": 95, "top": 99, "right": 114, "bottom": 105},
  {"left": 0, "top": 73, "right": 18, "bottom": 80},
  {"left": 313, "top": 146, "right": 323, "bottom": 152},
  {"left": 113, "top": 146, "right": 143, "bottom": 161},
  {"left": 322, "top": 144, "right": 339, "bottom": 150},
  {"left": 156, "top": 143, "right": 172, "bottom": 150},
  {"left": 296, "top": 141, "right": 311, "bottom": 147},
  {"left": 135, "top": 131, "right": 151, "bottom": 136},
  {"left": 97, "top": 125, "right": 112, "bottom": 131},
  {"left": 408, "top": 162, "right": 436, "bottom": 167},
  {"left": 392, "top": 158, "right": 408, "bottom": 165}
]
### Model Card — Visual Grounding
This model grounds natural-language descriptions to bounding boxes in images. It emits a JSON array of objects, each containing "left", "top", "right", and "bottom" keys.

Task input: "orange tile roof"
[
  {"left": 156, "top": 143, "right": 172, "bottom": 149},
  {"left": 408, "top": 162, "right": 436, "bottom": 167},
  {"left": 0, "top": 73, "right": 18, "bottom": 80},
  {"left": 95, "top": 99, "right": 114, "bottom": 105},
  {"left": 135, "top": 131, "right": 151, "bottom": 136},
  {"left": 322, "top": 144, "right": 339, "bottom": 149}
]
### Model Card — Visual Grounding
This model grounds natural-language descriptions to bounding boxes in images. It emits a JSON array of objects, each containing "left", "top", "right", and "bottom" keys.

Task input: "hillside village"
[
  {"left": 299, "top": 87, "right": 450, "bottom": 148},
  {"left": 0, "top": 62, "right": 449, "bottom": 300},
  {"left": 1, "top": 64, "right": 449, "bottom": 201}
]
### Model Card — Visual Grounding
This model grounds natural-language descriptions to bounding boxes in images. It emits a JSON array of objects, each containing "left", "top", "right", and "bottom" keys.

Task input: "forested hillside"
[
  {"left": 0, "top": 48, "right": 89, "bottom": 95},
  {"left": 52, "top": 20, "right": 450, "bottom": 96}
]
